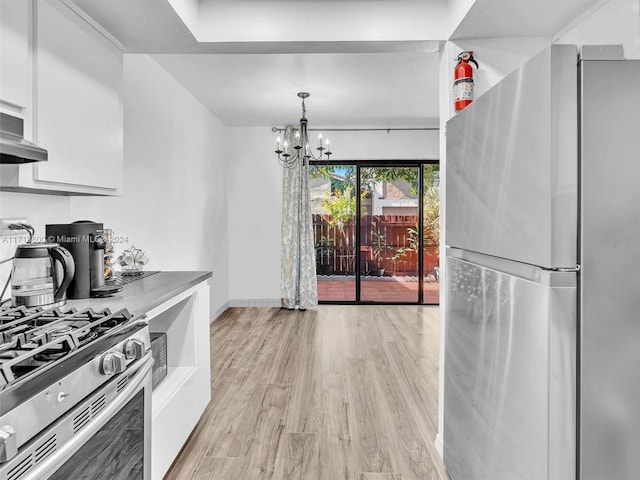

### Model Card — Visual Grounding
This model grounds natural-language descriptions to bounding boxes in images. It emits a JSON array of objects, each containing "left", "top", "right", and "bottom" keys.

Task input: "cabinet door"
[
  {"left": 34, "top": 0, "right": 123, "bottom": 194},
  {"left": 0, "top": 0, "right": 31, "bottom": 110}
]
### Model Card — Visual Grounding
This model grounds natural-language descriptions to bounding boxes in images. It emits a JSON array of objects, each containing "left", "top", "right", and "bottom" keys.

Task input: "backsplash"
[
  {"left": 0, "top": 190, "right": 74, "bottom": 303},
  {"left": 0, "top": 190, "right": 151, "bottom": 303}
]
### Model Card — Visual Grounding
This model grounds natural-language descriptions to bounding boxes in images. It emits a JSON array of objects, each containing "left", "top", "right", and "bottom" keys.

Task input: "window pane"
[
  {"left": 311, "top": 164, "right": 356, "bottom": 301},
  {"left": 360, "top": 166, "right": 419, "bottom": 303},
  {"left": 422, "top": 164, "right": 440, "bottom": 304}
]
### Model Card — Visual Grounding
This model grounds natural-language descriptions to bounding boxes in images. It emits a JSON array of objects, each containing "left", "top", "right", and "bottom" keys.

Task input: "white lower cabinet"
[
  {"left": 0, "top": 0, "right": 123, "bottom": 195},
  {"left": 145, "top": 282, "right": 211, "bottom": 480}
]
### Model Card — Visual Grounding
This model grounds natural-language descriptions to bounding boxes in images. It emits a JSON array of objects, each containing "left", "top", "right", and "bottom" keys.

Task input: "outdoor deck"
[{"left": 317, "top": 275, "right": 440, "bottom": 303}]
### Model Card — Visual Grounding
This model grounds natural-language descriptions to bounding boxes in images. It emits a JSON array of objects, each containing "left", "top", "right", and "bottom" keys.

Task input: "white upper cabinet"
[
  {"left": 0, "top": 0, "right": 123, "bottom": 195},
  {"left": 34, "top": 0, "right": 123, "bottom": 194},
  {"left": 0, "top": 0, "right": 31, "bottom": 111}
]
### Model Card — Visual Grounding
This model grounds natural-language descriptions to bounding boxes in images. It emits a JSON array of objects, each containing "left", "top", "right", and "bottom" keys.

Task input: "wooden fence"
[{"left": 313, "top": 214, "right": 439, "bottom": 276}]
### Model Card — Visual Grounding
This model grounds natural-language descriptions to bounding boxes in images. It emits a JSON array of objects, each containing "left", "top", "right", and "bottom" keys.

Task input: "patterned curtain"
[{"left": 281, "top": 127, "right": 318, "bottom": 309}]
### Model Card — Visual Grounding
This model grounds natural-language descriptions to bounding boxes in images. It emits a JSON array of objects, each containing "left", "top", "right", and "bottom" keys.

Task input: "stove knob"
[
  {"left": 124, "top": 339, "right": 145, "bottom": 360},
  {"left": 101, "top": 351, "right": 126, "bottom": 375},
  {"left": 0, "top": 425, "right": 17, "bottom": 462}
]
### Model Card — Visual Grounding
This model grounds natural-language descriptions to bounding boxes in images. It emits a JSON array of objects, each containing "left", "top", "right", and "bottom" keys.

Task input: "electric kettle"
[{"left": 11, "top": 243, "right": 75, "bottom": 308}]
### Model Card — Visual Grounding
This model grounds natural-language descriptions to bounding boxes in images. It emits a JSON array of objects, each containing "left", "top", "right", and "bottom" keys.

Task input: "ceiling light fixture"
[{"left": 275, "top": 92, "right": 332, "bottom": 167}]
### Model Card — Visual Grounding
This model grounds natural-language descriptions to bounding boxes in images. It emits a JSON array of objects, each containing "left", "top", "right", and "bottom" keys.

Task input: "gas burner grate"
[{"left": 0, "top": 306, "right": 135, "bottom": 388}]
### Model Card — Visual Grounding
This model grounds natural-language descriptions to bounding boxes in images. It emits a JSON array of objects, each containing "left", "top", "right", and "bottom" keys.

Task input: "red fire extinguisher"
[{"left": 454, "top": 51, "right": 479, "bottom": 112}]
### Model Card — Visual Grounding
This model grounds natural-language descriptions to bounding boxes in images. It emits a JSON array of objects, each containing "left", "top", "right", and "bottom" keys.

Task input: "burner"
[
  {"left": 48, "top": 325, "right": 73, "bottom": 338},
  {"left": 0, "top": 306, "right": 137, "bottom": 388},
  {"left": 77, "top": 329, "right": 98, "bottom": 345},
  {"left": 36, "top": 320, "right": 90, "bottom": 345},
  {"left": 33, "top": 349, "right": 68, "bottom": 362}
]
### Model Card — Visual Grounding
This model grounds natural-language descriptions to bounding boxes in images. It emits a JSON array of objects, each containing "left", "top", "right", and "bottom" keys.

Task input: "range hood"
[{"left": 0, "top": 112, "right": 48, "bottom": 164}]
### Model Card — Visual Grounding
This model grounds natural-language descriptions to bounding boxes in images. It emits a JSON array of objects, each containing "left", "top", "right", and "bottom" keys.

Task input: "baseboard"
[
  {"left": 210, "top": 298, "right": 283, "bottom": 323},
  {"left": 228, "top": 298, "right": 282, "bottom": 308},
  {"left": 211, "top": 301, "right": 230, "bottom": 323},
  {"left": 435, "top": 432, "right": 444, "bottom": 460}
]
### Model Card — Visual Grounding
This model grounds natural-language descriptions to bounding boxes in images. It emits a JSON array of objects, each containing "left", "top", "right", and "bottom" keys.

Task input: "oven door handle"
[{"left": 22, "top": 352, "right": 154, "bottom": 480}]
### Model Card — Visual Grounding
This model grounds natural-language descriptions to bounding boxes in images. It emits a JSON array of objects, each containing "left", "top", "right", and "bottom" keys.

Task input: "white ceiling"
[
  {"left": 450, "top": 0, "right": 606, "bottom": 39},
  {"left": 151, "top": 52, "right": 441, "bottom": 128},
  {"left": 70, "top": 0, "right": 603, "bottom": 128}
]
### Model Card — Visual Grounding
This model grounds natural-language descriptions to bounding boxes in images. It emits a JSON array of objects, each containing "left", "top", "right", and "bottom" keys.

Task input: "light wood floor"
[{"left": 165, "top": 305, "right": 450, "bottom": 480}]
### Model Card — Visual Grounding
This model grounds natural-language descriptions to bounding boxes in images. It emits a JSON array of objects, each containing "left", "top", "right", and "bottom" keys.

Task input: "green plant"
[
  {"left": 371, "top": 230, "right": 389, "bottom": 268},
  {"left": 387, "top": 245, "right": 407, "bottom": 276},
  {"left": 406, "top": 224, "right": 420, "bottom": 255},
  {"left": 423, "top": 184, "right": 440, "bottom": 253},
  {"left": 403, "top": 184, "right": 440, "bottom": 254},
  {"left": 310, "top": 164, "right": 440, "bottom": 197},
  {"left": 321, "top": 187, "right": 356, "bottom": 232}
]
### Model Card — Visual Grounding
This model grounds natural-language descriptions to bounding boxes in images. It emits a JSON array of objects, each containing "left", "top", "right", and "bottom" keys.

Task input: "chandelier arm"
[
  {"left": 278, "top": 151, "right": 300, "bottom": 167},
  {"left": 309, "top": 149, "right": 322, "bottom": 161}
]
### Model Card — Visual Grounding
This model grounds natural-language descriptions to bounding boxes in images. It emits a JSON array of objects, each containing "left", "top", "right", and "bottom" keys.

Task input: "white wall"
[
  {"left": 325, "top": 129, "right": 439, "bottom": 161},
  {"left": 226, "top": 127, "right": 282, "bottom": 305},
  {"left": 556, "top": 0, "right": 640, "bottom": 58},
  {"left": 448, "top": 0, "right": 478, "bottom": 36},
  {"left": 0, "top": 54, "right": 230, "bottom": 318},
  {"left": 226, "top": 127, "right": 440, "bottom": 304},
  {"left": 195, "top": 0, "right": 449, "bottom": 43},
  {"left": 445, "top": 37, "right": 551, "bottom": 115},
  {"left": 71, "top": 54, "right": 229, "bottom": 317}
]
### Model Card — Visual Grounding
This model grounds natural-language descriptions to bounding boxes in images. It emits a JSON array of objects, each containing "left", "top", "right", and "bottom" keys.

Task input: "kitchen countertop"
[{"left": 63, "top": 271, "right": 212, "bottom": 315}]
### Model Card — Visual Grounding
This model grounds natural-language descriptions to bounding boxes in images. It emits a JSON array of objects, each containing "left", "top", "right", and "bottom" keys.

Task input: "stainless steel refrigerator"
[{"left": 444, "top": 44, "right": 640, "bottom": 480}]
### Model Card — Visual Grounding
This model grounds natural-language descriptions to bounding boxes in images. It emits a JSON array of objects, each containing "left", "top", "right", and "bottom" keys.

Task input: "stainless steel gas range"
[{"left": 0, "top": 305, "right": 153, "bottom": 480}]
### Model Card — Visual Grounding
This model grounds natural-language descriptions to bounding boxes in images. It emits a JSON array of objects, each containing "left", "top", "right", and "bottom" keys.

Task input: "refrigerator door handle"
[
  {"left": 551, "top": 265, "right": 580, "bottom": 272},
  {"left": 446, "top": 247, "right": 577, "bottom": 287}
]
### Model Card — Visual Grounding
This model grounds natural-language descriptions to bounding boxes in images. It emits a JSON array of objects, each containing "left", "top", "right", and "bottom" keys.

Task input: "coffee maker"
[{"left": 46, "top": 221, "right": 120, "bottom": 298}]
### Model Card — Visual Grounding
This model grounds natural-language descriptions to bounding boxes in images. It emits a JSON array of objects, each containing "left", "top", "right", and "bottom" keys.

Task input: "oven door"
[{"left": 1, "top": 352, "right": 153, "bottom": 480}]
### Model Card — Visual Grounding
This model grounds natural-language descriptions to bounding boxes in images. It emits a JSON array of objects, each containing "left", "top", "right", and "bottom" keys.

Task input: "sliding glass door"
[
  {"left": 360, "top": 166, "right": 420, "bottom": 302},
  {"left": 311, "top": 161, "right": 439, "bottom": 304},
  {"left": 311, "top": 164, "right": 357, "bottom": 301},
  {"left": 422, "top": 164, "right": 440, "bottom": 303}
]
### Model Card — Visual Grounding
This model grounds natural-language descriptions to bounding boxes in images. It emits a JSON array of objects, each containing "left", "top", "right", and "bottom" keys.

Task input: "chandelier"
[{"left": 274, "top": 92, "right": 332, "bottom": 167}]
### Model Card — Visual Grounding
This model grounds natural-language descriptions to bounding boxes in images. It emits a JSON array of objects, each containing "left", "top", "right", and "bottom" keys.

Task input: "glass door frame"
[{"left": 311, "top": 159, "right": 439, "bottom": 305}]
